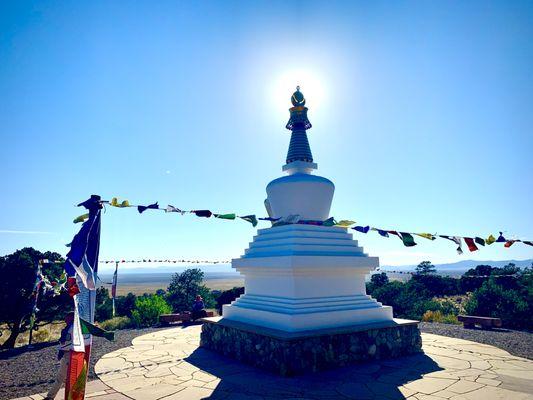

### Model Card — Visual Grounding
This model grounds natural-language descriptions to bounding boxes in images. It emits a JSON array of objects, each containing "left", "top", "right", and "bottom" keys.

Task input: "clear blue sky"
[{"left": 1, "top": 1, "right": 532, "bottom": 272}]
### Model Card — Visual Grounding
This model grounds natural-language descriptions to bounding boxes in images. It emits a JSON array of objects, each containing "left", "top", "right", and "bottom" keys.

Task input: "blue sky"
[{"left": 1, "top": 1, "right": 532, "bottom": 272}]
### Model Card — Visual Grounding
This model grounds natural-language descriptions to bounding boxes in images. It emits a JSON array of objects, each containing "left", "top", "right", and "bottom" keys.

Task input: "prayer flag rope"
[
  {"left": 98, "top": 258, "right": 231, "bottom": 264},
  {"left": 72, "top": 197, "right": 532, "bottom": 255},
  {"left": 374, "top": 267, "right": 532, "bottom": 278}
]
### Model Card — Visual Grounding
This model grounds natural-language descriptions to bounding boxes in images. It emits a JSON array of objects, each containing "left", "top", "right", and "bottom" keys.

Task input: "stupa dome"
[{"left": 291, "top": 86, "right": 306, "bottom": 106}]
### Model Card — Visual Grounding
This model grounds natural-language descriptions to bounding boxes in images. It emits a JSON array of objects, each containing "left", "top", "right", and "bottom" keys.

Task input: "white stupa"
[{"left": 223, "top": 87, "right": 393, "bottom": 332}]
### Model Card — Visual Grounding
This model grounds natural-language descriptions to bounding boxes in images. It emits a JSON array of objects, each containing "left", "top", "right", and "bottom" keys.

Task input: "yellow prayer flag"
[
  {"left": 335, "top": 220, "right": 356, "bottom": 227},
  {"left": 110, "top": 197, "right": 130, "bottom": 208},
  {"left": 73, "top": 213, "right": 89, "bottom": 224},
  {"left": 415, "top": 233, "right": 435, "bottom": 240},
  {"left": 486, "top": 234, "right": 496, "bottom": 245}
]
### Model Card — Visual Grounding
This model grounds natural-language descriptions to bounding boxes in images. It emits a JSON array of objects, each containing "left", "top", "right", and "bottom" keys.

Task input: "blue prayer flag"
[
  {"left": 64, "top": 195, "right": 102, "bottom": 290},
  {"left": 353, "top": 226, "right": 370, "bottom": 234}
]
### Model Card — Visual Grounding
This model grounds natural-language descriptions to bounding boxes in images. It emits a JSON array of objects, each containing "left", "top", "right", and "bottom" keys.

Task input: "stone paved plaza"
[{"left": 15, "top": 324, "right": 533, "bottom": 400}]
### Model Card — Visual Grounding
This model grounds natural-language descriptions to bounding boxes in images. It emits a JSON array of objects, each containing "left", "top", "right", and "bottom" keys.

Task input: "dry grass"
[
  {"left": 115, "top": 277, "right": 244, "bottom": 295},
  {"left": 0, "top": 321, "right": 66, "bottom": 348}
]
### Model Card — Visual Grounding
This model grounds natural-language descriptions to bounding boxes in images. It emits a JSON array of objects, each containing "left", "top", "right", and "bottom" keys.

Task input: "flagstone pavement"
[{"left": 14, "top": 325, "right": 533, "bottom": 400}]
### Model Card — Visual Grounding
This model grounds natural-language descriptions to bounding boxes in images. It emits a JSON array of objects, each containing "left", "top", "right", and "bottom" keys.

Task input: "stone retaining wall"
[{"left": 200, "top": 319, "right": 422, "bottom": 376}]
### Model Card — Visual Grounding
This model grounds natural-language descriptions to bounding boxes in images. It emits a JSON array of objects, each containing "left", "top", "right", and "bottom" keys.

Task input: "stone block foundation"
[{"left": 200, "top": 317, "right": 422, "bottom": 376}]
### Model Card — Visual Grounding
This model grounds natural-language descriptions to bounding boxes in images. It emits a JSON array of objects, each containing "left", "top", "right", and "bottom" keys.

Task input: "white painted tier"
[
  {"left": 266, "top": 173, "right": 334, "bottom": 221},
  {"left": 223, "top": 224, "right": 393, "bottom": 332}
]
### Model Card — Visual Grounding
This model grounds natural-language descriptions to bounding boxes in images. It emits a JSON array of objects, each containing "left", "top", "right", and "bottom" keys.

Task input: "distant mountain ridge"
[{"left": 382, "top": 259, "right": 532, "bottom": 274}]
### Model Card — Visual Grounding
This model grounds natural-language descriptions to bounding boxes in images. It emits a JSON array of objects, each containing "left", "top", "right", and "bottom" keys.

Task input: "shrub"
[
  {"left": 464, "top": 279, "right": 531, "bottom": 329},
  {"left": 166, "top": 269, "right": 215, "bottom": 312},
  {"left": 99, "top": 316, "right": 133, "bottom": 331},
  {"left": 215, "top": 287, "right": 245, "bottom": 314},
  {"left": 411, "top": 274, "right": 459, "bottom": 297},
  {"left": 421, "top": 310, "right": 459, "bottom": 324},
  {"left": 131, "top": 295, "right": 172, "bottom": 328},
  {"left": 115, "top": 293, "right": 137, "bottom": 318}
]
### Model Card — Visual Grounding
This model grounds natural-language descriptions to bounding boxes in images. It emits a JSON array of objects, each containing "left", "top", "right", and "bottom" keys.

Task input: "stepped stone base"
[{"left": 200, "top": 317, "right": 422, "bottom": 376}]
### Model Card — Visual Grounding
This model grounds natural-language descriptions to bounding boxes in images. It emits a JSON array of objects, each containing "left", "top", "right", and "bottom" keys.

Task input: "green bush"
[
  {"left": 115, "top": 293, "right": 137, "bottom": 317},
  {"left": 131, "top": 295, "right": 172, "bottom": 328},
  {"left": 215, "top": 287, "right": 244, "bottom": 314},
  {"left": 99, "top": 316, "right": 133, "bottom": 331},
  {"left": 166, "top": 269, "right": 215, "bottom": 312},
  {"left": 464, "top": 279, "right": 531, "bottom": 329},
  {"left": 414, "top": 299, "right": 459, "bottom": 320}
]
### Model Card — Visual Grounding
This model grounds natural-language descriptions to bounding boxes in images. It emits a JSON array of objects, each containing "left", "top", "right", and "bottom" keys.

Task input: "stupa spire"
[{"left": 283, "top": 87, "right": 317, "bottom": 174}]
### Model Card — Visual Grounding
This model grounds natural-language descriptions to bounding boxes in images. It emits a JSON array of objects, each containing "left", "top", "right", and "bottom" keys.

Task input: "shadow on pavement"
[{"left": 185, "top": 347, "right": 443, "bottom": 399}]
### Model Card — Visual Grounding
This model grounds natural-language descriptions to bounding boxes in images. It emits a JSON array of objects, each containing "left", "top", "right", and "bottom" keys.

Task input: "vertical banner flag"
[
  {"left": 111, "top": 262, "right": 118, "bottom": 317},
  {"left": 64, "top": 195, "right": 102, "bottom": 400}
]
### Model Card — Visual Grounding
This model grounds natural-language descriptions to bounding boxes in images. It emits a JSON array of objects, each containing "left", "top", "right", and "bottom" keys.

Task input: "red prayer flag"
[
  {"left": 67, "top": 277, "right": 80, "bottom": 297},
  {"left": 463, "top": 237, "right": 478, "bottom": 252},
  {"left": 504, "top": 240, "right": 517, "bottom": 248}
]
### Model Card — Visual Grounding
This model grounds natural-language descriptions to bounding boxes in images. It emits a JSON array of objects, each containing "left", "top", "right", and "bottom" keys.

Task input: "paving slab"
[{"left": 13, "top": 325, "right": 533, "bottom": 400}]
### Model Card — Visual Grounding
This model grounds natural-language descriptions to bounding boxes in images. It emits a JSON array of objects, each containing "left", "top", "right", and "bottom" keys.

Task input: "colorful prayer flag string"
[{"left": 71, "top": 196, "right": 533, "bottom": 254}]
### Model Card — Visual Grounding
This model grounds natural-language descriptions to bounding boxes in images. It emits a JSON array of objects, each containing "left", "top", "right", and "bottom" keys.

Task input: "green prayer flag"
[
  {"left": 215, "top": 213, "right": 236, "bottom": 220},
  {"left": 322, "top": 217, "right": 336, "bottom": 227},
  {"left": 486, "top": 234, "right": 496, "bottom": 245},
  {"left": 79, "top": 318, "right": 115, "bottom": 341},
  {"left": 240, "top": 215, "right": 258, "bottom": 227},
  {"left": 399, "top": 232, "right": 417, "bottom": 247}
]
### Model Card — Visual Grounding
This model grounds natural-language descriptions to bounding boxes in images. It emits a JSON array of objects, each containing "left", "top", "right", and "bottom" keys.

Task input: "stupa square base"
[{"left": 200, "top": 317, "right": 422, "bottom": 376}]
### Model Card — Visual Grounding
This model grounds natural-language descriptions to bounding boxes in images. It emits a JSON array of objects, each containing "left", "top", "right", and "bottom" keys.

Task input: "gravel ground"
[
  {"left": 419, "top": 322, "right": 533, "bottom": 360},
  {"left": 0, "top": 323, "right": 531, "bottom": 400},
  {"left": 0, "top": 327, "right": 164, "bottom": 400}
]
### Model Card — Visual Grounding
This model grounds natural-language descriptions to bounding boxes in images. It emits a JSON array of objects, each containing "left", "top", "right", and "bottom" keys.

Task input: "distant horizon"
[{"left": 96, "top": 257, "right": 533, "bottom": 274}]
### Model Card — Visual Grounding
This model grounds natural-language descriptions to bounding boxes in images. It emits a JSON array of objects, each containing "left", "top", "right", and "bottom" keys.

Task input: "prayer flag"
[
  {"left": 463, "top": 237, "right": 479, "bottom": 252},
  {"left": 274, "top": 215, "right": 301, "bottom": 225},
  {"left": 64, "top": 195, "right": 102, "bottom": 290},
  {"left": 504, "top": 240, "right": 517, "bottom": 248},
  {"left": 496, "top": 232, "right": 506, "bottom": 243},
  {"left": 486, "top": 235, "right": 496, "bottom": 245},
  {"left": 322, "top": 217, "right": 336, "bottom": 226},
  {"left": 193, "top": 210, "right": 212, "bottom": 218},
  {"left": 67, "top": 277, "right": 80, "bottom": 297},
  {"left": 110, "top": 197, "right": 130, "bottom": 208},
  {"left": 399, "top": 232, "right": 417, "bottom": 247},
  {"left": 72, "top": 301, "right": 85, "bottom": 353},
  {"left": 388, "top": 230, "right": 401, "bottom": 238},
  {"left": 73, "top": 213, "right": 89, "bottom": 224},
  {"left": 137, "top": 202, "right": 159, "bottom": 214},
  {"left": 240, "top": 215, "right": 258, "bottom": 227},
  {"left": 335, "top": 220, "right": 356, "bottom": 227},
  {"left": 165, "top": 205, "right": 184, "bottom": 214},
  {"left": 415, "top": 233, "right": 436, "bottom": 240},
  {"left": 353, "top": 226, "right": 370, "bottom": 233},
  {"left": 474, "top": 237, "right": 485, "bottom": 246},
  {"left": 523, "top": 241, "right": 533, "bottom": 246},
  {"left": 370, "top": 228, "right": 388, "bottom": 237},
  {"left": 214, "top": 213, "right": 236, "bottom": 220},
  {"left": 440, "top": 235, "right": 463, "bottom": 255},
  {"left": 111, "top": 266, "right": 118, "bottom": 298},
  {"left": 79, "top": 318, "right": 115, "bottom": 341}
]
